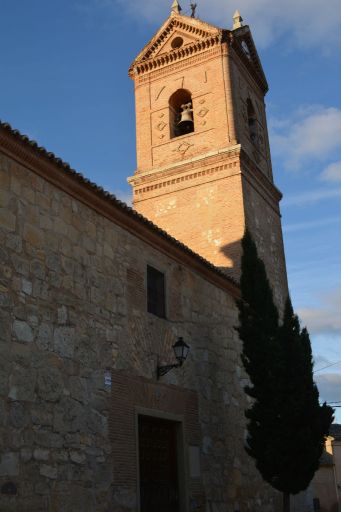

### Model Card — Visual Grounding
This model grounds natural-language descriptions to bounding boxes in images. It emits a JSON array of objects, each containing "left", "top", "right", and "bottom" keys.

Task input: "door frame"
[{"left": 135, "top": 406, "right": 189, "bottom": 512}]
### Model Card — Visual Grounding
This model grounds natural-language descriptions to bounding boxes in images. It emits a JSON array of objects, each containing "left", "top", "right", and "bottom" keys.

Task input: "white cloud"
[
  {"left": 321, "top": 161, "right": 341, "bottom": 182},
  {"left": 283, "top": 215, "right": 341, "bottom": 233},
  {"left": 80, "top": 0, "right": 341, "bottom": 52},
  {"left": 298, "top": 286, "right": 341, "bottom": 336},
  {"left": 270, "top": 106, "right": 341, "bottom": 171},
  {"left": 283, "top": 187, "right": 341, "bottom": 207}
]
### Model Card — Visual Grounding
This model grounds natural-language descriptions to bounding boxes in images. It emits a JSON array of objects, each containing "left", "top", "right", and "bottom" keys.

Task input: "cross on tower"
[{"left": 190, "top": 3, "right": 197, "bottom": 18}]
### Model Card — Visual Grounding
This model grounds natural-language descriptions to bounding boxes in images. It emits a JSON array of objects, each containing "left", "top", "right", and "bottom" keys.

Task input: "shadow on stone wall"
[{"left": 217, "top": 238, "right": 242, "bottom": 281}]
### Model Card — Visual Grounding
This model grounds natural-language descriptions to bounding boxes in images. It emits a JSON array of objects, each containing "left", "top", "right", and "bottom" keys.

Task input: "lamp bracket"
[{"left": 157, "top": 361, "right": 182, "bottom": 379}]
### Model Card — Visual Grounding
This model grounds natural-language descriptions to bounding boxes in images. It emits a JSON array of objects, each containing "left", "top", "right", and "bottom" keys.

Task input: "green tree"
[{"left": 236, "top": 231, "right": 334, "bottom": 512}]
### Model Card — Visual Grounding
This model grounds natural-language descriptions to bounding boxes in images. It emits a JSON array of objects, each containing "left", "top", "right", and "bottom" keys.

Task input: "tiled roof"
[{"left": 0, "top": 120, "right": 238, "bottom": 291}]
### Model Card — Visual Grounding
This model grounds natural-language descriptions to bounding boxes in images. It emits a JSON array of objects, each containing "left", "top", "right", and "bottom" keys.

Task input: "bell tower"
[{"left": 128, "top": 5, "right": 288, "bottom": 308}]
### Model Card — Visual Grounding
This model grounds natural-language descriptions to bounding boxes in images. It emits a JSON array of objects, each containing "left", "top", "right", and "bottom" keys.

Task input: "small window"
[
  {"left": 241, "top": 40, "right": 251, "bottom": 60},
  {"left": 171, "top": 36, "right": 184, "bottom": 49},
  {"left": 147, "top": 265, "right": 166, "bottom": 318},
  {"left": 247, "top": 98, "right": 258, "bottom": 146}
]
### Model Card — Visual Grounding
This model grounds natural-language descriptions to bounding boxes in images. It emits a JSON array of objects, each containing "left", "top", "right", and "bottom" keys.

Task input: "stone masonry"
[
  {"left": 0, "top": 129, "right": 281, "bottom": 511},
  {"left": 0, "top": 8, "right": 287, "bottom": 512}
]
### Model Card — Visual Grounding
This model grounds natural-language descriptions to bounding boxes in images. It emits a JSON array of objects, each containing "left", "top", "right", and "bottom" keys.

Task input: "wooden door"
[{"left": 138, "top": 415, "right": 180, "bottom": 512}]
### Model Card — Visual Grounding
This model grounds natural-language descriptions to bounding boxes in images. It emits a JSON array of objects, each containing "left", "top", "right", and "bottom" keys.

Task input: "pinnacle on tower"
[
  {"left": 171, "top": 0, "right": 182, "bottom": 15},
  {"left": 233, "top": 10, "right": 243, "bottom": 29}
]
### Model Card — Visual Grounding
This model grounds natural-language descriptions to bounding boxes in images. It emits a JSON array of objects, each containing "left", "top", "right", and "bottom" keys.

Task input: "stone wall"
[{"left": 0, "top": 150, "right": 280, "bottom": 511}]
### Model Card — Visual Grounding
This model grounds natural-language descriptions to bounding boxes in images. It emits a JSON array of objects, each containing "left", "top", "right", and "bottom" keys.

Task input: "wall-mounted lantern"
[{"left": 157, "top": 337, "right": 190, "bottom": 379}]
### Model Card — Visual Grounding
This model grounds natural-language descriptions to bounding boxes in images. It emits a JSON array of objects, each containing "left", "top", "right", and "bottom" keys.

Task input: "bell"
[{"left": 178, "top": 102, "right": 194, "bottom": 133}]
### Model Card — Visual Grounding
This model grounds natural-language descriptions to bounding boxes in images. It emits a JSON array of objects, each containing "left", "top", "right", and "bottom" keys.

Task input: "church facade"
[{"left": 0, "top": 5, "right": 287, "bottom": 512}]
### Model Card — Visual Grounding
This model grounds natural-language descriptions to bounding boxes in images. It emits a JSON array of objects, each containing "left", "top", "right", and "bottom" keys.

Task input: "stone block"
[
  {"left": 54, "top": 327, "right": 75, "bottom": 358},
  {"left": 11, "top": 254, "right": 30, "bottom": 276},
  {"left": 0, "top": 290, "right": 11, "bottom": 307},
  {"left": 0, "top": 368, "right": 9, "bottom": 398},
  {"left": 74, "top": 336, "right": 97, "bottom": 367},
  {"left": 69, "top": 376, "right": 87, "bottom": 403},
  {"left": 31, "top": 405, "right": 53, "bottom": 426},
  {"left": 9, "top": 402, "right": 29, "bottom": 428},
  {"left": 53, "top": 398, "right": 85, "bottom": 434},
  {"left": 0, "top": 208, "right": 16, "bottom": 231},
  {"left": 30, "top": 259, "right": 46, "bottom": 279},
  {"left": 39, "top": 212, "right": 53, "bottom": 230},
  {"left": 21, "top": 447, "right": 32, "bottom": 462},
  {"left": 34, "top": 430, "right": 63, "bottom": 449},
  {"left": 34, "top": 449, "right": 50, "bottom": 461},
  {"left": 0, "top": 168, "right": 10, "bottom": 188},
  {"left": 6, "top": 233, "right": 22, "bottom": 253},
  {"left": 23, "top": 223, "right": 43, "bottom": 247},
  {"left": 37, "top": 367, "right": 63, "bottom": 402},
  {"left": 52, "top": 449, "right": 68, "bottom": 462},
  {"left": 0, "top": 452, "right": 19, "bottom": 476},
  {"left": 113, "top": 488, "right": 137, "bottom": 509},
  {"left": 34, "top": 480, "right": 51, "bottom": 495},
  {"left": 13, "top": 320, "right": 33, "bottom": 343},
  {"left": 0, "top": 400, "right": 7, "bottom": 430},
  {"left": 0, "top": 189, "right": 9, "bottom": 207},
  {"left": 57, "top": 305, "right": 68, "bottom": 325},
  {"left": 22, "top": 278, "right": 32, "bottom": 295},
  {"left": 46, "top": 252, "right": 60, "bottom": 273},
  {"left": 0, "top": 312, "right": 11, "bottom": 342},
  {"left": 11, "top": 341, "right": 31, "bottom": 367},
  {"left": 51, "top": 485, "right": 96, "bottom": 512},
  {"left": 39, "top": 464, "right": 57, "bottom": 479},
  {"left": 36, "top": 323, "right": 53, "bottom": 351},
  {"left": 8, "top": 366, "right": 36, "bottom": 401},
  {"left": 70, "top": 450, "right": 86, "bottom": 464}
]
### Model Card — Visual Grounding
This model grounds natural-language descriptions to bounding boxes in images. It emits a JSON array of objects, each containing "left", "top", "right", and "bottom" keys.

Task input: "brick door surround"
[{"left": 110, "top": 371, "right": 205, "bottom": 511}]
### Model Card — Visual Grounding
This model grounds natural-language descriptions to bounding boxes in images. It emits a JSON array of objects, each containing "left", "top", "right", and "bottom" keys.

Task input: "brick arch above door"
[{"left": 110, "top": 371, "right": 205, "bottom": 512}]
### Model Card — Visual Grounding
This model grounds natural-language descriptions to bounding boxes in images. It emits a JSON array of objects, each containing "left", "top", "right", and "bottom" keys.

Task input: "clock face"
[{"left": 241, "top": 40, "right": 251, "bottom": 60}]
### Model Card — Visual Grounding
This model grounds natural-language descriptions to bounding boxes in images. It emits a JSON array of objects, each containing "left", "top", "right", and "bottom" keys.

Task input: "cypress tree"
[
  {"left": 275, "top": 298, "right": 334, "bottom": 510},
  {"left": 236, "top": 231, "right": 334, "bottom": 512}
]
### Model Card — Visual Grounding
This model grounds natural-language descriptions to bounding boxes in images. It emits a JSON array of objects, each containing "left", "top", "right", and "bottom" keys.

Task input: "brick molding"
[{"left": 110, "top": 371, "right": 205, "bottom": 511}]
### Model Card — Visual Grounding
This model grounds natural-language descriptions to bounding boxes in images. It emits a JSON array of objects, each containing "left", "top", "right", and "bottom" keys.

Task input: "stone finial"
[
  {"left": 171, "top": 0, "right": 182, "bottom": 15},
  {"left": 233, "top": 10, "right": 243, "bottom": 29}
]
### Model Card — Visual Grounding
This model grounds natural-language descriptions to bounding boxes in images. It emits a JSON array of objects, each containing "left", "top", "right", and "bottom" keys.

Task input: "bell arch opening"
[
  {"left": 247, "top": 98, "right": 258, "bottom": 146},
  {"left": 169, "top": 89, "right": 194, "bottom": 139}
]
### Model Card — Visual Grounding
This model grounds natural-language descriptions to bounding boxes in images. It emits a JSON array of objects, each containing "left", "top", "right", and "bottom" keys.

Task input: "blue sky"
[{"left": 1, "top": 0, "right": 340, "bottom": 420}]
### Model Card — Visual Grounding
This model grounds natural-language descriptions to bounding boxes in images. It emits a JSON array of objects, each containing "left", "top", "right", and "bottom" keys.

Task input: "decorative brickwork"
[
  {"left": 129, "top": 12, "right": 288, "bottom": 312},
  {"left": 110, "top": 372, "right": 205, "bottom": 511}
]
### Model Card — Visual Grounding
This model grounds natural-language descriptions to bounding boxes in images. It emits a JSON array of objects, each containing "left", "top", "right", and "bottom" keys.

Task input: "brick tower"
[{"left": 128, "top": 5, "right": 288, "bottom": 309}]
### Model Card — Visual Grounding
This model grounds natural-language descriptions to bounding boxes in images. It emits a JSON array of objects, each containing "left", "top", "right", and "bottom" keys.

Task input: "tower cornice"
[
  {"left": 128, "top": 145, "right": 282, "bottom": 213},
  {"left": 129, "top": 31, "right": 228, "bottom": 78},
  {"left": 129, "top": 15, "right": 268, "bottom": 93}
]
